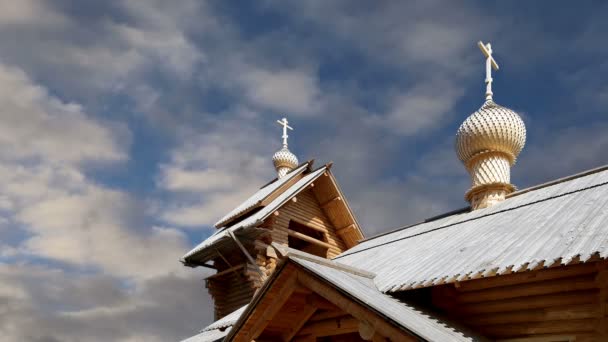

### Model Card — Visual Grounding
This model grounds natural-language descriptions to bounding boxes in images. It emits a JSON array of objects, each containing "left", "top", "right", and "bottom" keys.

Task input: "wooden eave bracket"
[{"left": 228, "top": 230, "right": 265, "bottom": 277}]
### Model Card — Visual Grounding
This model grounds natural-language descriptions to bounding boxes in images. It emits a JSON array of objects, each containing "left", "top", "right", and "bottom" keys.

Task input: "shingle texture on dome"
[
  {"left": 455, "top": 100, "right": 526, "bottom": 166},
  {"left": 272, "top": 147, "right": 298, "bottom": 169}
]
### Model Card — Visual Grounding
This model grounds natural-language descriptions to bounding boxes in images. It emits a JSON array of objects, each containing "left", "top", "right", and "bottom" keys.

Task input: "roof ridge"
[
  {"left": 271, "top": 242, "right": 375, "bottom": 279},
  {"left": 508, "top": 163, "right": 608, "bottom": 198},
  {"left": 336, "top": 175, "right": 608, "bottom": 260},
  {"left": 350, "top": 164, "right": 608, "bottom": 249}
]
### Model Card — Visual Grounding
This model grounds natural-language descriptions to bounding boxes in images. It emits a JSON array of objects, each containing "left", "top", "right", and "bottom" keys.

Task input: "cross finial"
[
  {"left": 276, "top": 117, "right": 293, "bottom": 148},
  {"left": 478, "top": 41, "right": 500, "bottom": 102}
]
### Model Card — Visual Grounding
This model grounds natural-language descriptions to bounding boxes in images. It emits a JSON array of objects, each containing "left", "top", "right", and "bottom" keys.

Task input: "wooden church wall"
[
  {"left": 268, "top": 188, "right": 347, "bottom": 258},
  {"left": 207, "top": 267, "right": 256, "bottom": 319},
  {"left": 431, "top": 261, "right": 608, "bottom": 341}
]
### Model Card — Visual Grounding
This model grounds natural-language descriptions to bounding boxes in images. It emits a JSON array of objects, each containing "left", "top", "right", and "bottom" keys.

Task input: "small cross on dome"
[
  {"left": 276, "top": 117, "right": 293, "bottom": 148},
  {"left": 478, "top": 41, "right": 500, "bottom": 102}
]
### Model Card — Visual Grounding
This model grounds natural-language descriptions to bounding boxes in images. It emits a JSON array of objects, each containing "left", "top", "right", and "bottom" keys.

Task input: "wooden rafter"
[{"left": 282, "top": 305, "right": 317, "bottom": 341}]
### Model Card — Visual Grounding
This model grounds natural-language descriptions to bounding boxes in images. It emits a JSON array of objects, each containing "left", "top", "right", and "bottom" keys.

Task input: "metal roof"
[
  {"left": 291, "top": 256, "right": 487, "bottom": 342},
  {"left": 180, "top": 328, "right": 229, "bottom": 342},
  {"left": 202, "top": 305, "right": 247, "bottom": 332},
  {"left": 335, "top": 167, "right": 608, "bottom": 292},
  {"left": 181, "top": 306, "right": 247, "bottom": 342},
  {"left": 182, "top": 166, "right": 328, "bottom": 263},
  {"left": 214, "top": 163, "right": 309, "bottom": 228}
]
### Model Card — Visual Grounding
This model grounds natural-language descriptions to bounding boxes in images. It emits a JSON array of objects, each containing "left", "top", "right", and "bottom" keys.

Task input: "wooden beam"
[
  {"left": 282, "top": 305, "right": 316, "bottom": 341},
  {"left": 309, "top": 310, "right": 347, "bottom": 322},
  {"left": 228, "top": 230, "right": 264, "bottom": 277},
  {"left": 320, "top": 196, "right": 341, "bottom": 208},
  {"left": 595, "top": 268, "right": 608, "bottom": 338},
  {"left": 244, "top": 274, "right": 298, "bottom": 341},
  {"left": 458, "top": 275, "right": 597, "bottom": 303},
  {"left": 463, "top": 304, "right": 599, "bottom": 325},
  {"left": 456, "top": 262, "right": 601, "bottom": 292},
  {"left": 305, "top": 293, "right": 340, "bottom": 311},
  {"left": 296, "top": 270, "right": 416, "bottom": 341},
  {"left": 359, "top": 320, "right": 375, "bottom": 340},
  {"left": 287, "top": 229, "right": 333, "bottom": 249},
  {"left": 204, "top": 264, "right": 245, "bottom": 280},
  {"left": 336, "top": 224, "right": 356, "bottom": 235},
  {"left": 477, "top": 318, "right": 596, "bottom": 337},
  {"left": 297, "top": 316, "right": 359, "bottom": 336},
  {"left": 458, "top": 290, "right": 599, "bottom": 315}
]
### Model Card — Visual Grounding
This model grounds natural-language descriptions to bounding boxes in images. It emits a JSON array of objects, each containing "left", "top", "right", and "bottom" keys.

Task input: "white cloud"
[
  {"left": 239, "top": 68, "right": 321, "bottom": 115},
  {"left": 157, "top": 119, "right": 275, "bottom": 228},
  {"left": 373, "top": 79, "right": 465, "bottom": 135},
  {"left": 0, "top": 64, "right": 128, "bottom": 164},
  {"left": 0, "top": 263, "right": 213, "bottom": 342}
]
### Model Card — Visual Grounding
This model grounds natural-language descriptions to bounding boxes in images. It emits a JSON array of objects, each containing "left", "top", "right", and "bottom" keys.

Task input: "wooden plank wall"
[
  {"left": 207, "top": 265, "right": 256, "bottom": 319},
  {"left": 431, "top": 261, "right": 608, "bottom": 341},
  {"left": 269, "top": 188, "right": 347, "bottom": 258}
]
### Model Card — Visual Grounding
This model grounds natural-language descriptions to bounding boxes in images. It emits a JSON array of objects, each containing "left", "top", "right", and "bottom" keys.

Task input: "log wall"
[
  {"left": 431, "top": 261, "right": 608, "bottom": 341},
  {"left": 207, "top": 265, "right": 256, "bottom": 319},
  {"left": 269, "top": 189, "right": 347, "bottom": 258}
]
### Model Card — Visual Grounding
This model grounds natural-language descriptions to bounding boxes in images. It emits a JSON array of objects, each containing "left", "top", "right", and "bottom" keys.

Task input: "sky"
[{"left": 0, "top": 1, "right": 607, "bottom": 341}]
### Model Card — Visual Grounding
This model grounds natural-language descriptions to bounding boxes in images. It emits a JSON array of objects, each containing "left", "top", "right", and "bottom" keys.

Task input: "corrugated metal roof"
[
  {"left": 180, "top": 328, "right": 228, "bottom": 342},
  {"left": 182, "top": 166, "right": 328, "bottom": 262},
  {"left": 291, "top": 256, "right": 487, "bottom": 341},
  {"left": 202, "top": 305, "right": 247, "bottom": 332},
  {"left": 214, "top": 163, "right": 309, "bottom": 228},
  {"left": 335, "top": 167, "right": 608, "bottom": 292}
]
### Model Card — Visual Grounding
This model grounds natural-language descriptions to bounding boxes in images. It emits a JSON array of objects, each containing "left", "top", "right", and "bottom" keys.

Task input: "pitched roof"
[
  {"left": 223, "top": 247, "right": 486, "bottom": 341},
  {"left": 182, "top": 165, "right": 329, "bottom": 263},
  {"left": 214, "top": 163, "right": 310, "bottom": 228},
  {"left": 291, "top": 256, "right": 487, "bottom": 342},
  {"left": 180, "top": 329, "right": 228, "bottom": 342},
  {"left": 335, "top": 165, "right": 608, "bottom": 292},
  {"left": 180, "top": 306, "right": 247, "bottom": 342}
]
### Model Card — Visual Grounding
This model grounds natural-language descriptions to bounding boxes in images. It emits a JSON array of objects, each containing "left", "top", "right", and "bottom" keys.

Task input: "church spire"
[
  {"left": 272, "top": 117, "right": 298, "bottom": 178},
  {"left": 455, "top": 41, "right": 527, "bottom": 210}
]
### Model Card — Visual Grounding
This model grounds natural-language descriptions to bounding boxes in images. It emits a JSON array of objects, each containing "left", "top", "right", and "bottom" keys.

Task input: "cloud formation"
[{"left": 0, "top": 1, "right": 607, "bottom": 341}]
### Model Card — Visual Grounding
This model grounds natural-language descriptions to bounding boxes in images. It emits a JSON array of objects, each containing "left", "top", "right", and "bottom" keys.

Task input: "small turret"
[
  {"left": 455, "top": 42, "right": 527, "bottom": 210},
  {"left": 272, "top": 117, "right": 298, "bottom": 178}
]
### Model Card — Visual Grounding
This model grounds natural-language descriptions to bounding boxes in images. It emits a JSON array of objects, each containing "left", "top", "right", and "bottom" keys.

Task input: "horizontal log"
[
  {"left": 309, "top": 311, "right": 348, "bottom": 322},
  {"left": 458, "top": 275, "right": 597, "bottom": 303},
  {"left": 298, "top": 317, "right": 358, "bottom": 336},
  {"left": 479, "top": 318, "right": 596, "bottom": 337},
  {"left": 287, "top": 229, "right": 333, "bottom": 249},
  {"left": 458, "top": 290, "right": 598, "bottom": 315},
  {"left": 464, "top": 304, "right": 599, "bottom": 325},
  {"left": 456, "top": 262, "right": 600, "bottom": 292}
]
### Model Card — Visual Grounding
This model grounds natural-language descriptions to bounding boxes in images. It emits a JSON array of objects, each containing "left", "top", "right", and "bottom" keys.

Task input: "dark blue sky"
[{"left": 0, "top": 1, "right": 607, "bottom": 341}]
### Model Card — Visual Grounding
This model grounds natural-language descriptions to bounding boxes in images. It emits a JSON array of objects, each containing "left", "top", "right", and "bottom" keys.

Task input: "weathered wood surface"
[{"left": 432, "top": 260, "right": 608, "bottom": 341}]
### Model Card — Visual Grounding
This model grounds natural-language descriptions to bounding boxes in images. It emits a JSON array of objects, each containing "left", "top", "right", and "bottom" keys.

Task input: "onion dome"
[
  {"left": 456, "top": 41, "right": 527, "bottom": 210},
  {"left": 456, "top": 100, "right": 526, "bottom": 168},
  {"left": 273, "top": 117, "right": 298, "bottom": 178},
  {"left": 272, "top": 146, "right": 298, "bottom": 178}
]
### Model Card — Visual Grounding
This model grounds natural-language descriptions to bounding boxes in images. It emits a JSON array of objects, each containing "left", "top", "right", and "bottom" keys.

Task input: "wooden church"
[{"left": 180, "top": 42, "right": 608, "bottom": 342}]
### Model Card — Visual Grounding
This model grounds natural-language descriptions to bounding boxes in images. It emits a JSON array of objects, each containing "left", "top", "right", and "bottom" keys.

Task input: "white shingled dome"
[
  {"left": 272, "top": 146, "right": 298, "bottom": 176},
  {"left": 455, "top": 100, "right": 526, "bottom": 165}
]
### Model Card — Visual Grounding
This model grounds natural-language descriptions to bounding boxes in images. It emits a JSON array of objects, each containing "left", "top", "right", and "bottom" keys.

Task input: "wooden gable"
[
  {"left": 262, "top": 166, "right": 364, "bottom": 259},
  {"left": 228, "top": 261, "right": 416, "bottom": 342},
  {"left": 204, "top": 165, "right": 364, "bottom": 320}
]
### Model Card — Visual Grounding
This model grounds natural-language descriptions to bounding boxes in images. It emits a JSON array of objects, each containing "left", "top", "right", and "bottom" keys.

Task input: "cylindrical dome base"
[
  {"left": 466, "top": 183, "right": 515, "bottom": 210},
  {"left": 276, "top": 166, "right": 292, "bottom": 178},
  {"left": 467, "top": 152, "right": 512, "bottom": 187}
]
